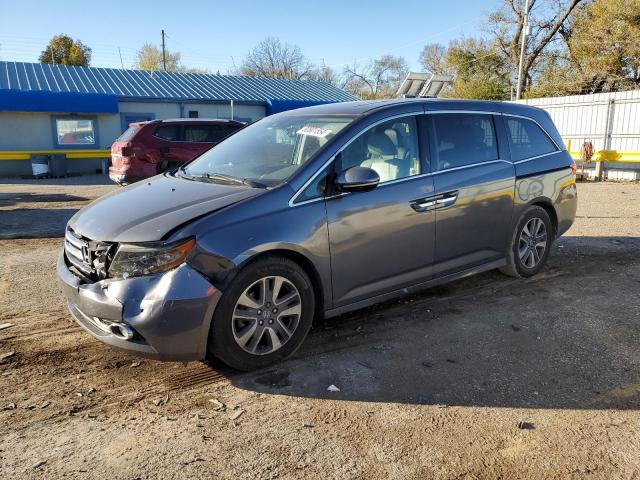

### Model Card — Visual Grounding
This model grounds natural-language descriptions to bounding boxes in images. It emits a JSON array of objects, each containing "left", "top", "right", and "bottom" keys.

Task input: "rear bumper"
[{"left": 57, "top": 249, "right": 221, "bottom": 361}]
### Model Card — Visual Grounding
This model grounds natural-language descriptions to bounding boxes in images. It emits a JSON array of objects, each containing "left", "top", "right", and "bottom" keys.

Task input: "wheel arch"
[
  {"left": 233, "top": 248, "right": 326, "bottom": 322},
  {"left": 529, "top": 198, "right": 558, "bottom": 239}
]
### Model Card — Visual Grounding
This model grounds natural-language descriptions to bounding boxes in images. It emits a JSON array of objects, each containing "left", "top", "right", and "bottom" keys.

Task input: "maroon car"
[{"left": 109, "top": 118, "right": 245, "bottom": 184}]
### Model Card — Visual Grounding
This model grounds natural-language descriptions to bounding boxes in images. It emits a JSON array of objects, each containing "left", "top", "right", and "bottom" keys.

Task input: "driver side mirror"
[{"left": 334, "top": 166, "right": 380, "bottom": 193}]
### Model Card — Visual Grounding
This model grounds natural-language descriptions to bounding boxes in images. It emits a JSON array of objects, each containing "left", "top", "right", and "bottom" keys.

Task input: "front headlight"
[{"left": 108, "top": 237, "right": 196, "bottom": 279}]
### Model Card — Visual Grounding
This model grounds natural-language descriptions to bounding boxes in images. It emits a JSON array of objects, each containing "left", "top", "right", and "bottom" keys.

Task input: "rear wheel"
[
  {"left": 208, "top": 256, "right": 315, "bottom": 371},
  {"left": 500, "top": 205, "right": 553, "bottom": 278}
]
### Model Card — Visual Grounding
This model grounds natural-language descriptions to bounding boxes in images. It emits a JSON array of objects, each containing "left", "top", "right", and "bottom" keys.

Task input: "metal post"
[
  {"left": 161, "top": 30, "right": 167, "bottom": 71},
  {"left": 597, "top": 98, "right": 615, "bottom": 181},
  {"left": 230, "top": 100, "right": 234, "bottom": 120},
  {"left": 515, "top": 0, "right": 530, "bottom": 100}
]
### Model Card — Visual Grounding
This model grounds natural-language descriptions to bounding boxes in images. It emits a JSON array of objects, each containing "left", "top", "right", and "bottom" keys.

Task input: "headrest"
[{"left": 367, "top": 132, "right": 396, "bottom": 156}]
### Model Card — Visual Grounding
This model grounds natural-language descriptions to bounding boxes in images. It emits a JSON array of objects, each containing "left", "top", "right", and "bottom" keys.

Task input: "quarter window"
[
  {"left": 338, "top": 116, "right": 420, "bottom": 183},
  {"left": 55, "top": 118, "right": 96, "bottom": 146},
  {"left": 506, "top": 117, "right": 558, "bottom": 161},
  {"left": 432, "top": 113, "right": 498, "bottom": 171}
]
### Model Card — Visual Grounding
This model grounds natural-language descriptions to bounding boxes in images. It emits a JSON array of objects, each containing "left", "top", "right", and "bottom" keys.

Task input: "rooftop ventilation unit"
[{"left": 396, "top": 72, "right": 453, "bottom": 98}]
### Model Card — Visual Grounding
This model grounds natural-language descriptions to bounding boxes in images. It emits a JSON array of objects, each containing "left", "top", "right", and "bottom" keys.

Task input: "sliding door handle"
[
  {"left": 435, "top": 192, "right": 458, "bottom": 208},
  {"left": 410, "top": 199, "right": 436, "bottom": 212}
]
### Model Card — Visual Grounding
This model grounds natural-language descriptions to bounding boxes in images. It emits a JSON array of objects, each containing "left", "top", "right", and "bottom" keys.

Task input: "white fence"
[{"left": 515, "top": 90, "right": 640, "bottom": 179}]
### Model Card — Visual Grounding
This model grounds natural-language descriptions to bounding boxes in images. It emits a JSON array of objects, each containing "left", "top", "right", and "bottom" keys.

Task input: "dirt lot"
[{"left": 1, "top": 177, "right": 639, "bottom": 479}]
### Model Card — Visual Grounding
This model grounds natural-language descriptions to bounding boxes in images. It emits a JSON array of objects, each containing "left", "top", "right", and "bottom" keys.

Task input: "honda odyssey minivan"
[{"left": 58, "top": 99, "right": 577, "bottom": 371}]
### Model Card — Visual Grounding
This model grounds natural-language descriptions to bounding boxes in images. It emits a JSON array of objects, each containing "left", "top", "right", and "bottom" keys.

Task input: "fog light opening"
[{"left": 109, "top": 323, "right": 134, "bottom": 340}]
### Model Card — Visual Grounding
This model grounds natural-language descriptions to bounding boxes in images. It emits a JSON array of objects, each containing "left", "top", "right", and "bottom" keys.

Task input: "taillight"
[{"left": 570, "top": 162, "right": 577, "bottom": 175}]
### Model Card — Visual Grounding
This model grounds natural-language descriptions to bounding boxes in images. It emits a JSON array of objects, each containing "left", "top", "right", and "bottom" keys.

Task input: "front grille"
[{"left": 64, "top": 228, "right": 114, "bottom": 281}]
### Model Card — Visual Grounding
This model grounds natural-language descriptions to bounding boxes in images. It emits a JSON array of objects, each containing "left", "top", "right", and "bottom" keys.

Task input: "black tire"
[
  {"left": 500, "top": 205, "right": 553, "bottom": 278},
  {"left": 208, "top": 256, "right": 315, "bottom": 371}
]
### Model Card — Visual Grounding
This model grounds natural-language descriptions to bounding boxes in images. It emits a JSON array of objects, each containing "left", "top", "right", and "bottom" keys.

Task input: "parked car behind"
[
  {"left": 59, "top": 99, "right": 577, "bottom": 371},
  {"left": 109, "top": 118, "right": 245, "bottom": 184}
]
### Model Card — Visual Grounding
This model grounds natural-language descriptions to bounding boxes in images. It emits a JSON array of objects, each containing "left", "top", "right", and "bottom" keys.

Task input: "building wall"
[{"left": 0, "top": 101, "right": 266, "bottom": 177}]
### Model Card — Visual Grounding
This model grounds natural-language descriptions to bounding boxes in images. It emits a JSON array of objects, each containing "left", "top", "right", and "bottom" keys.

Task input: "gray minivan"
[{"left": 58, "top": 99, "right": 577, "bottom": 370}]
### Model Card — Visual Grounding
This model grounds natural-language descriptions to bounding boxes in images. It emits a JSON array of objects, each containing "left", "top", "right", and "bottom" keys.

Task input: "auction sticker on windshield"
[{"left": 296, "top": 126, "right": 332, "bottom": 138}]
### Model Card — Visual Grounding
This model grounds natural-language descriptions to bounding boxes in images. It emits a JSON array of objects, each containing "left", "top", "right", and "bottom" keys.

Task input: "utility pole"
[
  {"left": 50, "top": 45, "right": 56, "bottom": 65},
  {"left": 161, "top": 29, "right": 167, "bottom": 71},
  {"left": 118, "top": 47, "right": 124, "bottom": 69},
  {"left": 515, "top": 0, "right": 530, "bottom": 100}
]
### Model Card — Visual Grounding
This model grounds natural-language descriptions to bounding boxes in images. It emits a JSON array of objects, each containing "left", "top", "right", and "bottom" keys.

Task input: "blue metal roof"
[{"left": 0, "top": 61, "right": 358, "bottom": 104}]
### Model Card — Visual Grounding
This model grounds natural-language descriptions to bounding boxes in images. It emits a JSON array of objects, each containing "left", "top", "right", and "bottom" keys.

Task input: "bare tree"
[
  {"left": 487, "top": 0, "right": 584, "bottom": 93},
  {"left": 240, "top": 37, "right": 313, "bottom": 80},
  {"left": 418, "top": 43, "right": 452, "bottom": 76},
  {"left": 343, "top": 55, "right": 408, "bottom": 99}
]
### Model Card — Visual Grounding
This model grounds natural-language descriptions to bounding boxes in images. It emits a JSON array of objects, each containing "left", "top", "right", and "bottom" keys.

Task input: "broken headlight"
[{"left": 108, "top": 237, "right": 196, "bottom": 279}]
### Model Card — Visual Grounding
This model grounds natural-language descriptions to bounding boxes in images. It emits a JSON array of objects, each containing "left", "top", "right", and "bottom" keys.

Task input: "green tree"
[
  {"left": 134, "top": 43, "right": 182, "bottom": 71},
  {"left": 444, "top": 39, "right": 511, "bottom": 100},
  {"left": 566, "top": 0, "right": 640, "bottom": 92},
  {"left": 487, "top": 0, "right": 585, "bottom": 95},
  {"left": 38, "top": 34, "right": 91, "bottom": 66}
]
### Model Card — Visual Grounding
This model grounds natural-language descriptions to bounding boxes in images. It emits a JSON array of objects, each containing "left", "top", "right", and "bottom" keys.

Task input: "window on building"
[
  {"left": 188, "top": 110, "right": 199, "bottom": 118},
  {"left": 154, "top": 125, "right": 181, "bottom": 141},
  {"left": 506, "top": 117, "right": 558, "bottom": 161},
  {"left": 432, "top": 113, "right": 498, "bottom": 171},
  {"left": 55, "top": 118, "right": 96, "bottom": 146}
]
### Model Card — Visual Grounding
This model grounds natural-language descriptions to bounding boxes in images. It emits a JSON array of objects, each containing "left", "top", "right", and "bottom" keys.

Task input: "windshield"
[{"left": 180, "top": 114, "right": 355, "bottom": 186}]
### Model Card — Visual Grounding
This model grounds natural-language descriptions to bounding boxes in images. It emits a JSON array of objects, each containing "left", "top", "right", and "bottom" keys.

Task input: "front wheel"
[
  {"left": 208, "top": 256, "right": 315, "bottom": 371},
  {"left": 500, "top": 205, "right": 553, "bottom": 278}
]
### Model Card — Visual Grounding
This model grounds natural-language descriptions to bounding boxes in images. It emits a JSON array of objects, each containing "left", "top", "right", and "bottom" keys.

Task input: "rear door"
[
  {"left": 427, "top": 112, "right": 515, "bottom": 277},
  {"left": 325, "top": 114, "right": 436, "bottom": 307}
]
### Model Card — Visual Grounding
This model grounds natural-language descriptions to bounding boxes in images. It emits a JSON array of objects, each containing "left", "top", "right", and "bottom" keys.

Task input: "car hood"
[{"left": 69, "top": 174, "right": 263, "bottom": 242}]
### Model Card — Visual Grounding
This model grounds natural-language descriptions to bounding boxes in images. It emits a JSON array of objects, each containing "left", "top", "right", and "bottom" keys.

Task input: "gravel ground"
[{"left": 0, "top": 177, "right": 639, "bottom": 479}]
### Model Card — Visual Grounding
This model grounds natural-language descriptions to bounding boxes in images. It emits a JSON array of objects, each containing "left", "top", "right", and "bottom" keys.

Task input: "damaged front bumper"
[{"left": 57, "top": 249, "right": 221, "bottom": 361}]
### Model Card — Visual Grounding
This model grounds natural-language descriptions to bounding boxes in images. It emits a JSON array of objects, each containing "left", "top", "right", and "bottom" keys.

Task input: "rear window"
[
  {"left": 116, "top": 125, "right": 141, "bottom": 142},
  {"left": 506, "top": 117, "right": 558, "bottom": 161}
]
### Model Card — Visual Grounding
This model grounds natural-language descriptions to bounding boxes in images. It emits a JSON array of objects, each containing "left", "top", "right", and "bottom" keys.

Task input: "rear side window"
[
  {"left": 116, "top": 125, "right": 140, "bottom": 142},
  {"left": 154, "top": 125, "right": 181, "bottom": 141},
  {"left": 183, "top": 124, "right": 239, "bottom": 143},
  {"left": 432, "top": 113, "right": 498, "bottom": 171},
  {"left": 506, "top": 117, "right": 558, "bottom": 161}
]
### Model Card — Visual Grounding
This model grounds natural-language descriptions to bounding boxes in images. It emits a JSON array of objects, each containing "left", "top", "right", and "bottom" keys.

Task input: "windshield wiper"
[{"left": 179, "top": 169, "right": 266, "bottom": 188}]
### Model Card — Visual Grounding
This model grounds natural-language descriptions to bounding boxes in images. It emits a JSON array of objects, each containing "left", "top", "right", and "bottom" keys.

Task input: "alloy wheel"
[
  {"left": 232, "top": 276, "right": 302, "bottom": 355},
  {"left": 518, "top": 217, "right": 547, "bottom": 269}
]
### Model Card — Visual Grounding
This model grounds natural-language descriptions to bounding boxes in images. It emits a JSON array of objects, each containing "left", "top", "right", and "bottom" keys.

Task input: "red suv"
[{"left": 109, "top": 118, "right": 245, "bottom": 184}]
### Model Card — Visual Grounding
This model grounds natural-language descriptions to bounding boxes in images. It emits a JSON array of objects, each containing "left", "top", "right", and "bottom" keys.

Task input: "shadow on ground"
[
  {"left": 0, "top": 208, "right": 79, "bottom": 238},
  {"left": 221, "top": 237, "right": 640, "bottom": 410}
]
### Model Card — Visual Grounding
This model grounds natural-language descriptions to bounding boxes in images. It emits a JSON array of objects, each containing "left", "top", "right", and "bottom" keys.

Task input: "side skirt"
[{"left": 323, "top": 258, "right": 507, "bottom": 319}]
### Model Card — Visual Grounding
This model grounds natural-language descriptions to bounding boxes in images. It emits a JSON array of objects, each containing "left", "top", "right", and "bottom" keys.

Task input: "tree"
[
  {"left": 39, "top": 34, "right": 91, "bottom": 66},
  {"left": 487, "top": 0, "right": 585, "bottom": 95},
  {"left": 419, "top": 43, "right": 452, "bottom": 76},
  {"left": 444, "top": 39, "right": 511, "bottom": 100},
  {"left": 307, "top": 61, "right": 341, "bottom": 86},
  {"left": 566, "top": 0, "right": 640, "bottom": 92},
  {"left": 134, "top": 43, "right": 182, "bottom": 71},
  {"left": 240, "top": 37, "right": 312, "bottom": 80},
  {"left": 343, "top": 55, "right": 408, "bottom": 99}
]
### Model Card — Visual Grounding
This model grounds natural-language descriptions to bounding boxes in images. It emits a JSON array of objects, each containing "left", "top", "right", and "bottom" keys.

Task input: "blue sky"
[{"left": 0, "top": 0, "right": 500, "bottom": 72}]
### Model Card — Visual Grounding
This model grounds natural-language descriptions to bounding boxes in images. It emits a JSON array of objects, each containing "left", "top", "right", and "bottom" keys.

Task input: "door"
[
  {"left": 326, "top": 115, "right": 436, "bottom": 307},
  {"left": 428, "top": 112, "right": 515, "bottom": 276}
]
